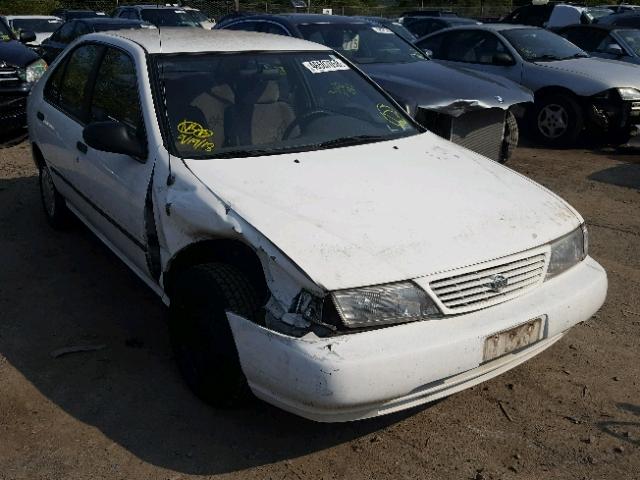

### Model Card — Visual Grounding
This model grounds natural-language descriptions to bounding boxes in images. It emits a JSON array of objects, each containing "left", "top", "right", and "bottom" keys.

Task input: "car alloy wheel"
[{"left": 537, "top": 103, "right": 569, "bottom": 139}]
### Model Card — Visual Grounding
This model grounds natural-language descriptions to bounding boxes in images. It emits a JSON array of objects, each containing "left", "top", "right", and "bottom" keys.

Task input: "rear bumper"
[{"left": 228, "top": 257, "right": 607, "bottom": 422}]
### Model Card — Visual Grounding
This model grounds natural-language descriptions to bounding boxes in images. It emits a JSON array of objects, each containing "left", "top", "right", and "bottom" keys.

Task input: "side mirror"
[
  {"left": 19, "top": 30, "right": 37, "bottom": 43},
  {"left": 492, "top": 52, "right": 515, "bottom": 66},
  {"left": 606, "top": 44, "right": 624, "bottom": 56},
  {"left": 83, "top": 121, "right": 147, "bottom": 160},
  {"left": 422, "top": 48, "right": 433, "bottom": 58}
]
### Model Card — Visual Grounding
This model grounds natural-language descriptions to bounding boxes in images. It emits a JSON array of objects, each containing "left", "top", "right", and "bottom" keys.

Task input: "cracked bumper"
[{"left": 228, "top": 257, "right": 607, "bottom": 422}]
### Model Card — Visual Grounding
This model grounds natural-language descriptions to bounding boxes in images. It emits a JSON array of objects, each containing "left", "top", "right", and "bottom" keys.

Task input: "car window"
[
  {"left": 53, "top": 21, "right": 75, "bottom": 43},
  {"left": 297, "top": 23, "right": 426, "bottom": 64},
  {"left": 436, "top": 30, "right": 511, "bottom": 64},
  {"left": 0, "top": 18, "right": 14, "bottom": 40},
  {"left": 502, "top": 28, "right": 587, "bottom": 61},
  {"left": 561, "top": 27, "right": 607, "bottom": 51},
  {"left": 140, "top": 9, "right": 200, "bottom": 27},
  {"left": 614, "top": 16, "right": 640, "bottom": 27},
  {"left": 404, "top": 19, "right": 444, "bottom": 38},
  {"left": 595, "top": 33, "right": 623, "bottom": 53},
  {"left": 74, "top": 21, "right": 91, "bottom": 39},
  {"left": 415, "top": 33, "right": 444, "bottom": 55},
  {"left": 10, "top": 18, "right": 63, "bottom": 33},
  {"left": 259, "top": 22, "right": 288, "bottom": 35},
  {"left": 48, "top": 44, "right": 104, "bottom": 122},
  {"left": 224, "top": 21, "right": 260, "bottom": 31},
  {"left": 89, "top": 47, "right": 143, "bottom": 134},
  {"left": 156, "top": 51, "right": 418, "bottom": 159},
  {"left": 617, "top": 29, "right": 640, "bottom": 55},
  {"left": 503, "top": 5, "right": 553, "bottom": 27}
]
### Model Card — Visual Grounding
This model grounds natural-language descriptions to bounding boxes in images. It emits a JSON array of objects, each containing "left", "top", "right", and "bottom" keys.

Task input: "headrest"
[{"left": 255, "top": 81, "right": 280, "bottom": 104}]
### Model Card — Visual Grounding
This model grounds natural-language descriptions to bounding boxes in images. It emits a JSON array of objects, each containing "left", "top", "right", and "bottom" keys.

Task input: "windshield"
[
  {"left": 156, "top": 51, "right": 418, "bottom": 159},
  {"left": 141, "top": 9, "right": 201, "bottom": 27},
  {"left": 502, "top": 28, "right": 588, "bottom": 61},
  {"left": 618, "top": 28, "right": 640, "bottom": 55},
  {"left": 10, "top": 18, "right": 63, "bottom": 33},
  {"left": 297, "top": 23, "right": 426, "bottom": 64}
]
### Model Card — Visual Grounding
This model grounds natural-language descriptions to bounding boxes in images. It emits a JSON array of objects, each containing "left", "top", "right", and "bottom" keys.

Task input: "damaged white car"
[{"left": 28, "top": 29, "right": 608, "bottom": 422}]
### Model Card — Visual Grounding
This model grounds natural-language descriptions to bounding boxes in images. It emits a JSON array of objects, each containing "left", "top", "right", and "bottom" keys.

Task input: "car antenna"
[{"left": 156, "top": 0, "right": 175, "bottom": 186}]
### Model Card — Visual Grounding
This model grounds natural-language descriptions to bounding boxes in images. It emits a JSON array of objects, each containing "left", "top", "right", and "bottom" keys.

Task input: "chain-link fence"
[{"left": 1, "top": 0, "right": 518, "bottom": 20}]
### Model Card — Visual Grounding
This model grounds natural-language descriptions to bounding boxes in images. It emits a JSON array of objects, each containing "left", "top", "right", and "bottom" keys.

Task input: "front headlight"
[
  {"left": 19, "top": 59, "right": 47, "bottom": 84},
  {"left": 617, "top": 87, "right": 640, "bottom": 101},
  {"left": 332, "top": 281, "right": 441, "bottom": 328},
  {"left": 545, "top": 224, "right": 588, "bottom": 280}
]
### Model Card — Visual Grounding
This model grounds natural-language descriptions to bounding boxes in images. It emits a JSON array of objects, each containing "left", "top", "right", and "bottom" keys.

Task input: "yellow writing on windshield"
[
  {"left": 376, "top": 103, "right": 409, "bottom": 129},
  {"left": 177, "top": 119, "right": 215, "bottom": 152}
]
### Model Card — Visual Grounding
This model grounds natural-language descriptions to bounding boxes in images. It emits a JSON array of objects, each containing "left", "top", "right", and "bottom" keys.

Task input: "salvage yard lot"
[{"left": 0, "top": 137, "right": 639, "bottom": 480}]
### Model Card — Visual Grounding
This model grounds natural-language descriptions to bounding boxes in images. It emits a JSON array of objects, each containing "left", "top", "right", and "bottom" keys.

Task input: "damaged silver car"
[{"left": 216, "top": 14, "right": 534, "bottom": 163}]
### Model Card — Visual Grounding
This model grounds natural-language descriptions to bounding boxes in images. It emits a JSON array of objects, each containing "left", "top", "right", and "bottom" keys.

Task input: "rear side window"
[
  {"left": 45, "top": 44, "right": 103, "bottom": 122},
  {"left": 52, "top": 21, "right": 75, "bottom": 43},
  {"left": 561, "top": 28, "right": 607, "bottom": 51},
  {"left": 90, "top": 48, "right": 142, "bottom": 133}
]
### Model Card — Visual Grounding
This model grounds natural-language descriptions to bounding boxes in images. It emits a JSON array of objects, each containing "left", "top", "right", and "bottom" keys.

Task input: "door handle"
[
  {"left": 37, "top": 111, "right": 44, "bottom": 121},
  {"left": 76, "top": 141, "right": 88, "bottom": 154}
]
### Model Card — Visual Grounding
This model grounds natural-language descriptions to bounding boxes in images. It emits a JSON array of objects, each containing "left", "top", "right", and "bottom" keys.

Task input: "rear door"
[
  {"left": 36, "top": 43, "right": 104, "bottom": 210},
  {"left": 420, "top": 30, "right": 523, "bottom": 83}
]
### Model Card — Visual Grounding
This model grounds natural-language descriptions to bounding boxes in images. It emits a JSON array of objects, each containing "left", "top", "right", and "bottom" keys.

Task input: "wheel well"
[
  {"left": 534, "top": 86, "right": 580, "bottom": 103},
  {"left": 31, "top": 143, "right": 45, "bottom": 170},
  {"left": 163, "top": 239, "right": 269, "bottom": 303}
]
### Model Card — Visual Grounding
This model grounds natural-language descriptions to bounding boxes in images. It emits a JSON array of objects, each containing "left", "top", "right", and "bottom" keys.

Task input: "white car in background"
[
  {"left": 1, "top": 15, "right": 63, "bottom": 45},
  {"left": 27, "top": 28, "right": 607, "bottom": 422},
  {"left": 183, "top": 6, "right": 216, "bottom": 29}
]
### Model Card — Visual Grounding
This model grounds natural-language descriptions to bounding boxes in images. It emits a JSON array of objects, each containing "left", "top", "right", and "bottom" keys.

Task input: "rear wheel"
[
  {"left": 169, "top": 263, "right": 261, "bottom": 407},
  {"left": 39, "top": 164, "right": 70, "bottom": 229},
  {"left": 531, "top": 93, "right": 583, "bottom": 147}
]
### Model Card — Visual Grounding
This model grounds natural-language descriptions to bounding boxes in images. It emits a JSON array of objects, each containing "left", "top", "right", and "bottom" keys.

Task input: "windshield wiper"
[
  {"left": 531, "top": 54, "right": 563, "bottom": 62},
  {"left": 313, "top": 135, "right": 388, "bottom": 150}
]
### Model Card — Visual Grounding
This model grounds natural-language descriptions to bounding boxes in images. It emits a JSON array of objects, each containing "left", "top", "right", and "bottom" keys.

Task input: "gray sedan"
[
  {"left": 558, "top": 24, "right": 640, "bottom": 65},
  {"left": 417, "top": 24, "right": 640, "bottom": 146}
]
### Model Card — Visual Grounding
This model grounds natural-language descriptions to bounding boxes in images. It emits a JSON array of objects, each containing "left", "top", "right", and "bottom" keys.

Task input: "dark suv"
[{"left": 0, "top": 19, "right": 47, "bottom": 133}]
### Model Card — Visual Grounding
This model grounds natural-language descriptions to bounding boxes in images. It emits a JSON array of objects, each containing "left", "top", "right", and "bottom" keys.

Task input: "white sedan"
[
  {"left": 1, "top": 15, "right": 63, "bottom": 44},
  {"left": 27, "top": 28, "right": 607, "bottom": 422}
]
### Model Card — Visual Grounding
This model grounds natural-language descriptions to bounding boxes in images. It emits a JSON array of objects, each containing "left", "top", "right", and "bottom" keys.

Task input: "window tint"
[
  {"left": 43, "top": 56, "right": 68, "bottom": 104},
  {"left": 561, "top": 27, "right": 606, "bottom": 51},
  {"left": 504, "top": 5, "right": 553, "bottom": 27},
  {"left": 225, "top": 21, "right": 260, "bottom": 31},
  {"left": 55, "top": 44, "right": 103, "bottom": 121},
  {"left": 259, "top": 22, "right": 288, "bottom": 35},
  {"left": 90, "top": 48, "right": 142, "bottom": 132},
  {"left": 439, "top": 30, "right": 510, "bottom": 64},
  {"left": 415, "top": 33, "right": 444, "bottom": 56},
  {"left": 404, "top": 19, "right": 444, "bottom": 38},
  {"left": 53, "top": 21, "right": 75, "bottom": 43},
  {"left": 595, "top": 34, "right": 623, "bottom": 53}
]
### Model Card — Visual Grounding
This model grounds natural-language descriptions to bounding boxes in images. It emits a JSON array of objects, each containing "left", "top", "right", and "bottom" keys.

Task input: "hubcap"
[
  {"left": 41, "top": 167, "right": 56, "bottom": 218},
  {"left": 537, "top": 103, "right": 569, "bottom": 139}
]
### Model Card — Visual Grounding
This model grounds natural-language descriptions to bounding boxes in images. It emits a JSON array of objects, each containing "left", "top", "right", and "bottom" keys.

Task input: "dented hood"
[
  {"left": 185, "top": 133, "right": 581, "bottom": 291},
  {"left": 363, "top": 60, "right": 533, "bottom": 116}
]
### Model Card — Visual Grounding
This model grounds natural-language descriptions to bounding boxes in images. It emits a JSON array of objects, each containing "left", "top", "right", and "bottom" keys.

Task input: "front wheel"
[
  {"left": 169, "top": 263, "right": 261, "bottom": 407},
  {"left": 531, "top": 94, "right": 583, "bottom": 147}
]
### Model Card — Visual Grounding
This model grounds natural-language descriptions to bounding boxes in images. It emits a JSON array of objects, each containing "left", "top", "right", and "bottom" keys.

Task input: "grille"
[
  {"left": 450, "top": 108, "right": 506, "bottom": 162},
  {"left": 430, "top": 253, "right": 547, "bottom": 313},
  {"left": 0, "top": 66, "right": 20, "bottom": 86}
]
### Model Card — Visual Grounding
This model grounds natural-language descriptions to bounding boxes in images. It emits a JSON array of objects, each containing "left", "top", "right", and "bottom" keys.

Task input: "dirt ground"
[{"left": 0, "top": 131, "right": 639, "bottom": 480}]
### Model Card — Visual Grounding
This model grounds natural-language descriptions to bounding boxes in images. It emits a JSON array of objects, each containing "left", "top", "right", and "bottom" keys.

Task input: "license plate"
[{"left": 483, "top": 318, "right": 544, "bottom": 362}]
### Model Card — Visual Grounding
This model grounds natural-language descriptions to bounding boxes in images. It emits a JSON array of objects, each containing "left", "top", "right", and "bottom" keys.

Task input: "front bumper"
[
  {"left": 228, "top": 257, "right": 607, "bottom": 422},
  {"left": 0, "top": 85, "right": 30, "bottom": 131},
  {"left": 588, "top": 96, "right": 640, "bottom": 139}
]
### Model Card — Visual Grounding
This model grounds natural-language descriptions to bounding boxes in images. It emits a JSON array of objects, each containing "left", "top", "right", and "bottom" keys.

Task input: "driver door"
[
  {"left": 427, "top": 30, "right": 523, "bottom": 84},
  {"left": 76, "top": 46, "right": 155, "bottom": 277}
]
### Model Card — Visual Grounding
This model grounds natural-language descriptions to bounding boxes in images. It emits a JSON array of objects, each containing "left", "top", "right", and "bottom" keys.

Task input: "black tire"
[
  {"left": 39, "top": 164, "right": 70, "bottom": 229},
  {"left": 169, "top": 263, "right": 261, "bottom": 407},
  {"left": 530, "top": 93, "right": 583, "bottom": 147},
  {"left": 500, "top": 110, "right": 519, "bottom": 163}
]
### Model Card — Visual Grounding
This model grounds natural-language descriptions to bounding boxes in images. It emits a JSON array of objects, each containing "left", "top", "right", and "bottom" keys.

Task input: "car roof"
[{"left": 97, "top": 27, "right": 330, "bottom": 53}]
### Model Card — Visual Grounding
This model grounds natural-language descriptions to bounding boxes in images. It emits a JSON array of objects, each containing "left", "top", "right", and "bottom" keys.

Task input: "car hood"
[
  {"left": 0, "top": 38, "right": 40, "bottom": 67},
  {"left": 363, "top": 60, "right": 533, "bottom": 116},
  {"left": 185, "top": 133, "right": 581, "bottom": 291},
  {"left": 534, "top": 56, "right": 640, "bottom": 88}
]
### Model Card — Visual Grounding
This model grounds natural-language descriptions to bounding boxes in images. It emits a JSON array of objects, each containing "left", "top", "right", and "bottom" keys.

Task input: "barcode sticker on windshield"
[
  {"left": 372, "top": 26, "right": 393, "bottom": 34},
  {"left": 302, "top": 56, "right": 349, "bottom": 74}
]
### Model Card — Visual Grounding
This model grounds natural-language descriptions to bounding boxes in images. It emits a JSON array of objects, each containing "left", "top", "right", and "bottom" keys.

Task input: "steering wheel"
[{"left": 282, "top": 109, "right": 334, "bottom": 139}]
